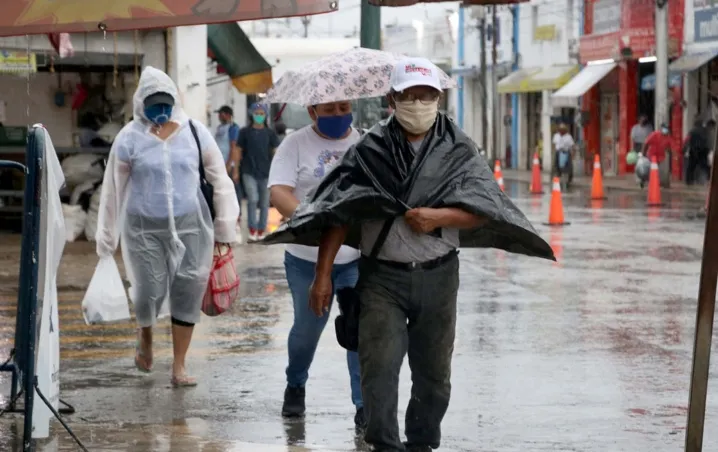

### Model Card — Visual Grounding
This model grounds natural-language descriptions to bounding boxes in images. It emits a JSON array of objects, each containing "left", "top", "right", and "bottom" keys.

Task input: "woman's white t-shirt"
[{"left": 268, "top": 125, "right": 361, "bottom": 264}]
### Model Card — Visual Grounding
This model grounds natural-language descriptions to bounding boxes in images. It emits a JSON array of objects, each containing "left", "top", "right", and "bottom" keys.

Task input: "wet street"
[{"left": 1, "top": 180, "right": 718, "bottom": 451}]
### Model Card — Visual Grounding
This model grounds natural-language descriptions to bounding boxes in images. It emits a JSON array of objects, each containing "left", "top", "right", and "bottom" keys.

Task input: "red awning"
[{"left": 0, "top": 0, "right": 337, "bottom": 37}]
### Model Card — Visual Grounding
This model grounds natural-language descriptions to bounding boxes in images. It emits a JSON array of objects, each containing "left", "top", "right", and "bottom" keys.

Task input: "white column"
[
  {"left": 541, "top": 89, "right": 553, "bottom": 174},
  {"left": 141, "top": 30, "right": 167, "bottom": 72},
  {"left": 654, "top": 0, "right": 669, "bottom": 127},
  {"left": 170, "top": 25, "right": 208, "bottom": 125},
  {"left": 518, "top": 93, "right": 528, "bottom": 169}
]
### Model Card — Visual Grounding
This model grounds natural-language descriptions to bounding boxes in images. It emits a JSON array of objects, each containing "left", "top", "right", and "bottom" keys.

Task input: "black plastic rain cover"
[{"left": 262, "top": 114, "right": 556, "bottom": 261}]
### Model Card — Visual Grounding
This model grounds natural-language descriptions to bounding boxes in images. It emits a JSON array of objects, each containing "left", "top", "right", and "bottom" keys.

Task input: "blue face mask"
[
  {"left": 144, "top": 104, "right": 173, "bottom": 125},
  {"left": 253, "top": 114, "right": 266, "bottom": 125},
  {"left": 661, "top": 127, "right": 669, "bottom": 134},
  {"left": 316, "top": 113, "right": 353, "bottom": 139}
]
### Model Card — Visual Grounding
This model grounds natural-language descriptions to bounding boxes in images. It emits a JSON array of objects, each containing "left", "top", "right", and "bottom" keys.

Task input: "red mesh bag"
[{"left": 202, "top": 244, "right": 239, "bottom": 317}]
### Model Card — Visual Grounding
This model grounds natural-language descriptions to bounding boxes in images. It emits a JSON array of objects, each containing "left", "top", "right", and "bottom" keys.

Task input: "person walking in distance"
[
  {"left": 268, "top": 100, "right": 366, "bottom": 428},
  {"left": 216, "top": 105, "right": 243, "bottom": 243},
  {"left": 232, "top": 103, "right": 279, "bottom": 241}
]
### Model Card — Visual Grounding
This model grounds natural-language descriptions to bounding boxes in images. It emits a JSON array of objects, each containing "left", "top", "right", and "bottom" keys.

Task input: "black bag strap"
[
  {"left": 369, "top": 218, "right": 395, "bottom": 260},
  {"left": 188, "top": 120, "right": 207, "bottom": 183}
]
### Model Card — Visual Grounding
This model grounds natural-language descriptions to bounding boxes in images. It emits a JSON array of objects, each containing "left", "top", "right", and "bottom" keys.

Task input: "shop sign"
[
  {"left": 592, "top": 0, "right": 621, "bottom": 36},
  {"left": 533, "top": 25, "right": 557, "bottom": 41},
  {"left": 0, "top": 50, "right": 36, "bottom": 73},
  {"left": 694, "top": 2, "right": 718, "bottom": 43},
  {"left": 579, "top": 32, "right": 619, "bottom": 63}
]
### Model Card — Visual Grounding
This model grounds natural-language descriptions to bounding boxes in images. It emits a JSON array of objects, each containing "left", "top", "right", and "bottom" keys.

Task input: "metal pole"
[
  {"left": 479, "top": 11, "right": 488, "bottom": 154},
  {"left": 685, "top": 124, "right": 718, "bottom": 452},
  {"left": 654, "top": 0, "right": 669, "bottom": 128},
  {"left": 491, "top": 5, "right": 499, "bottom": 163},
  {"left": 358, "top": 0, "right": 381, "bottom": 128}
]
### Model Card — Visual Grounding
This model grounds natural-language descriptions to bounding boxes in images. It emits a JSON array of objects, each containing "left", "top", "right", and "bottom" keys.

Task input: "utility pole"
[
  {"left": 301, "top": 16, "right": 311, "bottom": 38},
  {"left": 479, "top": 10, "right": 488, "bottom": 154},
  {"left": 654, "top": 0, "right": 669, "bottom": 129},
  {"left": 358, "top": 0, "right": 381, "bottom": 128},
  {"left": 491, "top": 5, "right": 499, "bottom": 163}
]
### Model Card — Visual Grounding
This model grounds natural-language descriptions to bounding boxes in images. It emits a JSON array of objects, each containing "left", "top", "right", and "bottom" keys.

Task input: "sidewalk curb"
[{"left": 502, "top": 170, "right": 707, "bottom": 198}]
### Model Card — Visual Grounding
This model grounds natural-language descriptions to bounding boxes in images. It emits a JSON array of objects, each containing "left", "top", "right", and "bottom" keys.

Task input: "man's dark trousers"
[{"left": 357, "top": 254, "right": 459, "bottom": 451}]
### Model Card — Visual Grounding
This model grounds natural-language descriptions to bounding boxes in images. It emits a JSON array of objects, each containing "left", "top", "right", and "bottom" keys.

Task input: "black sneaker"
[
  {"left": 354, "top": 407, "right": 367, "bottom": 428},
  {"left": 282, "top": 386, "right": 306, "bottom": 417}
]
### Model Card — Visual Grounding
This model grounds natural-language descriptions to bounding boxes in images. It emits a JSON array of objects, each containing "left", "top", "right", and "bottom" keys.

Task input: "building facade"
[
  {"left": 470, "top": 0, "right": 582, "bottom": 173},
  {"left": 678, "top": 0, "right": 718, "bottom": 150},
  {"left": 561, "top": 0, "right": 685, "bottom": 177}
]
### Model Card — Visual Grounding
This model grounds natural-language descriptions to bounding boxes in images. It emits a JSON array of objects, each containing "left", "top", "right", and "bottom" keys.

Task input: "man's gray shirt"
[
  {"left": 360, "top": 139, "right": 460, "bottom": 263},
  {"left": 631, "top": 123, "right": 653, "bottom": 145}
]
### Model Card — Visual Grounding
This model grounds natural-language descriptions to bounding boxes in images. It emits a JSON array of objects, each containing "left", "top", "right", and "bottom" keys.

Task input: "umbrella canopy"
[
  {"left": 0, "top": 0, "right": 337, "bottom": 37},
  {"left": 264, "top": 47, "right": 456, "bottom": 106}
]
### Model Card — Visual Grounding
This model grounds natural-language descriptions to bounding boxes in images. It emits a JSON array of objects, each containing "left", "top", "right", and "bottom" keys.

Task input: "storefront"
[
  {"left": 678, "top": 0, "right": 718, "bottom": 155},
  {"left": 572, "top": 0, "right": 685, "bottom": 177},
  {"left": 497, "top": 64, "right": 579, "bottom": 171}
]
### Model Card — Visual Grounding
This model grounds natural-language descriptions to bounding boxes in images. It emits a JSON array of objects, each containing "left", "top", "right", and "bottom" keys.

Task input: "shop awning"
[
  {"left": 669, "top": 51, "right": 718, "bottom": 73},
  {"left": 551, "top": 62, "right": 617, "bottom": 107},
  {"left": 207, "top": 23, "right": 272, "bottom": 95},
  {"left": 497, "top": 68, "right": 541, "bottom": 93},
  {"left": 522, "top": 65, "right": 580, "bottom": 92}
]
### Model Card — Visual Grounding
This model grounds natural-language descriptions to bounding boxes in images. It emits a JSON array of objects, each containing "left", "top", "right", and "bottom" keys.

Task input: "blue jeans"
[
  {"left": 284, "top": 252, "right": 363, "bottom": 409},
  {"left": 242, "top": 173, "right": 269, "bottom": 231}
]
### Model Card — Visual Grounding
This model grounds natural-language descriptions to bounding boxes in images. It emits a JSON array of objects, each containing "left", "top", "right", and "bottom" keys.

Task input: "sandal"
[
  {"left": 134, "top": 329, "right": 152, "bottom": 373},
  {"left": 171, "top": 374, "right": 198, "bottom": 388}
]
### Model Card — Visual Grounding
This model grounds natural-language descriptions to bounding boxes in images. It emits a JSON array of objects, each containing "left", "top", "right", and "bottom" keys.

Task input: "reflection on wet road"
[{"left": 2, "top": 181, "right": 718, "bottom": 451}]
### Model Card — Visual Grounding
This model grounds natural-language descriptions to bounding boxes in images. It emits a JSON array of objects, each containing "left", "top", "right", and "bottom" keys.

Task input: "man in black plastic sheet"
[{"left": 262, "top": 57, "right": 554, "bottom": 452}]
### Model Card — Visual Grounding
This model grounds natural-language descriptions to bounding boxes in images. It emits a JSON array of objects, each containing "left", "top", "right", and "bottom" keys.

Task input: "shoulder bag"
[
  {"left": 188, "top": 120, "right": 216, "bottom": 220},
  {"left": 335, "top": 218, "right": 394, "bottom": 352}
]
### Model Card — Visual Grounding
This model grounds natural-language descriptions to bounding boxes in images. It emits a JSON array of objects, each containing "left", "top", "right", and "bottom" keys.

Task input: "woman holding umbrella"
[{"left": 268, "top": 98, "right": 365, "bottom": 427}]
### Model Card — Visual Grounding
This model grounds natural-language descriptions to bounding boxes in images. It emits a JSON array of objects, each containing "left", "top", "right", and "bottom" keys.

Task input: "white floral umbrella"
[{"left": 264, "top": 47, "right": 456, "bottom": 106}]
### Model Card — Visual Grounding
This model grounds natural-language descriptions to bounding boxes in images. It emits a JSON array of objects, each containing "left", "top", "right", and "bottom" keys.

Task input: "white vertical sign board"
[{"left": 32, "top": 126, "right": 66, "bottom": 438}]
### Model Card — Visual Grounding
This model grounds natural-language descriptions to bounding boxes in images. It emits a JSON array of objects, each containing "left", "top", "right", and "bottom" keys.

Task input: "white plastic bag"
[
  {"left": 82, "top": 256, "right": 131, "bottom": 324},
  {"left": 61, "top": 203, "right": 86, "bottom": 242},
  {"left": 84, "top": 186, "right": 102, "bottom": 242}
]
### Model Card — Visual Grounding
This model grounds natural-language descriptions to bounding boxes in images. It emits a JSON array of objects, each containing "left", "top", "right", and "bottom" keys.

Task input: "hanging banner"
[
  {"left": 0, "top": 51, "right": 37, "bottom": 74},
  {"left": 32, "top": 125, "right": 66, "bottom": 439},
  {"left": 0, "top": 0, "right": 337, "bottom": 37}
]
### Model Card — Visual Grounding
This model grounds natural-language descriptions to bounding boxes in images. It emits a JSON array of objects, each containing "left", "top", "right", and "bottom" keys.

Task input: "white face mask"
[{"left": 394, "top": 99, "right": 438, "bottom": 135}]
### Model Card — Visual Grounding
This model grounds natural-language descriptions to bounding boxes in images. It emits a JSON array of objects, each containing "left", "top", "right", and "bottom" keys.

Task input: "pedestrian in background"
[
  {"left": 683, "top": 119, "right": 710, "bottom": 185},
  {"left": 631, "top": 114, "right": 653, "bottom": 154},
  {"left": 643, "top": 123, "right": 673, "bottom": 188},
  {"left": 215, "top": 105, "right": 243, "bottom": 243},
  {"left": 268, "top": 99, "right": 365, "bottom": 427},
  {"left": 232, "top": 103, "right": 279, "bottom": 241},
  {"left": 96, "top": 66, "right": 239, "bottom": 386}
]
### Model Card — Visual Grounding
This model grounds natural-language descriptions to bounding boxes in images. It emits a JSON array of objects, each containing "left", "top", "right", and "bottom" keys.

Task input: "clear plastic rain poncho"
[{"left": 95, "top": 66, "right": 239, "bottom": 326}]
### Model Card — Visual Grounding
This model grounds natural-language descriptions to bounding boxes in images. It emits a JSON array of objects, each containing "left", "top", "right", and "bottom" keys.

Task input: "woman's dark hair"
[{"left": 275, "top": 122, "right": 287, "bottom": 135}]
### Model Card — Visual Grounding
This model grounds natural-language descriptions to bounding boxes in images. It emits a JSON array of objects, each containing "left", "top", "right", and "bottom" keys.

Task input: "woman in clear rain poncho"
[{"left": 96, "top": 66, "right": 239, "bottom": 386}]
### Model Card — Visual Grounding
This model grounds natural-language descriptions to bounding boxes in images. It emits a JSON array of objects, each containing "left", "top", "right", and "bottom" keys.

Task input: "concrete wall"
[{"left": 169, "top": 26, "right": 208, "bottom": 125}]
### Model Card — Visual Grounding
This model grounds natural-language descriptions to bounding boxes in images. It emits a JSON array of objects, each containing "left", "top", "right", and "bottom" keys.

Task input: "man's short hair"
[{"left": 217, "top": 105, "right": 233, "bottom": 116}]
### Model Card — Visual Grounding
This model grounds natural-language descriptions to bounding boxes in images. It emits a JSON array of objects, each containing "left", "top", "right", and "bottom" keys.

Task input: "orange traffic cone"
[
  {"left": 530, "top": 153, "right": 544, "bottom": 195},
  {"left": 544, "top": 177, "right": 570, "bottom": 226},
  {"left": 494, "top": 160, "right": 505, "bottom": 191},
  {"left": 590, "top": 154, "right": 607, "bottom": 200},
  {"left": 646, "top": 157, "right": 663, "bottom": 207}
]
